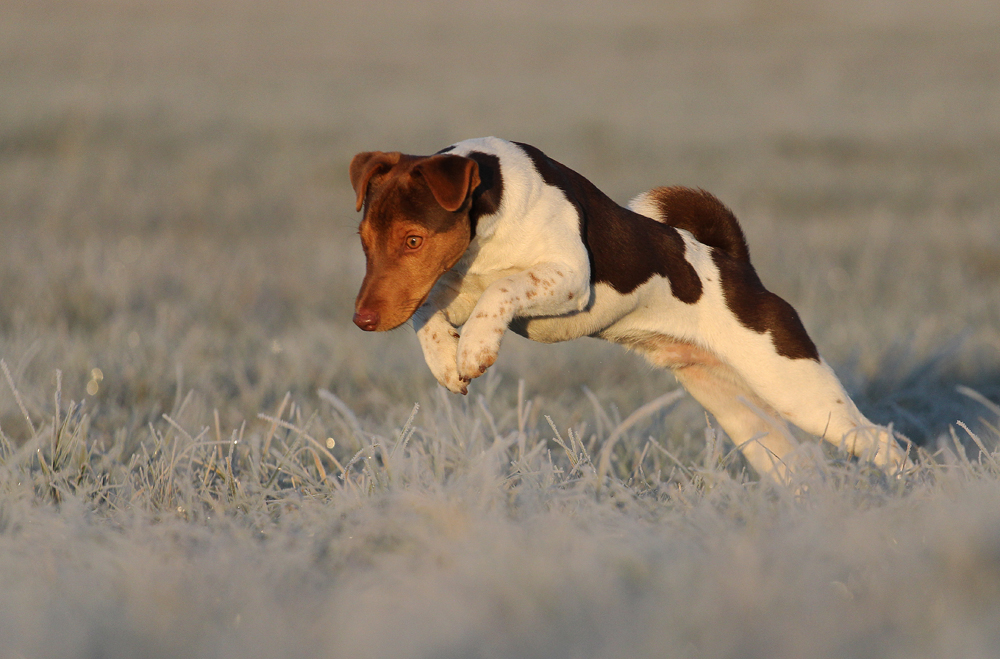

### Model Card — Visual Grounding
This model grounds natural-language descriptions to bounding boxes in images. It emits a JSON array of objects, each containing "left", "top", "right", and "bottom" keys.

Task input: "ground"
[{"left": 0, "top": 1, "right": 999, "bottom": 657}]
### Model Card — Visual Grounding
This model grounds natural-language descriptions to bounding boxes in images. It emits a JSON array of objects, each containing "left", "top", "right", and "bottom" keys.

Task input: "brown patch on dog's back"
[{"left": 514, "top": 142, "right": 702, "bottom": 302}]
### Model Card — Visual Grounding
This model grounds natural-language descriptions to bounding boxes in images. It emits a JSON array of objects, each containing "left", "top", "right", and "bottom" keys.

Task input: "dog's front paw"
[
  {"left": 456, "top": 326, "right": 503, "bottom": 384},
  {"left": 440, "top": 371, "right": 469, "bottom": 395},
  {"left": 418, "top": 326, "right": 468, "bottom": 395},
  {"left": 434, "top": 355, "right": 469, "bottom": 395}
]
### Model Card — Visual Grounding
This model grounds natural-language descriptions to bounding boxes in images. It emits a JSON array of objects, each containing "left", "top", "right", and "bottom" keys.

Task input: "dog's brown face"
[{"left": 350, "top": 150, "right": 479, "bottom": 331}]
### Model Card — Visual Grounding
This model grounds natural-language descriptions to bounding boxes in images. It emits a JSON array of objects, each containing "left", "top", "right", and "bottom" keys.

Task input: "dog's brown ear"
[
  {"left": 349, "top": 151, "right": 402, "bottom": 212},
  {"left": 414, "top": 155, "right": 480, "bottom": 212}
]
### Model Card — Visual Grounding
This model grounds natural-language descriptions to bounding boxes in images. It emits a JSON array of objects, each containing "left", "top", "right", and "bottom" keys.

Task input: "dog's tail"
[{"left": 628, "top": 186, "right": 750, "bottom": 262}]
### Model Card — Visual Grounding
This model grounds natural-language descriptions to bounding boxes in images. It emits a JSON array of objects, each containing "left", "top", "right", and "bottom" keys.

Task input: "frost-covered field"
[{"left": 1, "top": 1, "right": 999, "bottom": 657}]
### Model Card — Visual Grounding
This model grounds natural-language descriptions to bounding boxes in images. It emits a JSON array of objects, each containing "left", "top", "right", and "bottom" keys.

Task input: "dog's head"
[{"left": 350, "top": 150, "right": 480, "bottom": 331}]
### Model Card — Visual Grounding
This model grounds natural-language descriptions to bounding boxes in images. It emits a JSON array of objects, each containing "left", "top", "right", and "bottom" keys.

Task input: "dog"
[{"left": 349, "top": 136, "right": 911, "bottom": 482}]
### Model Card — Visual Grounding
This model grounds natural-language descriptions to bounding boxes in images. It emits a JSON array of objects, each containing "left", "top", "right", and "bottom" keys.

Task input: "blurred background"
[{"left": 1, "top": 0, "right": 998, "bottom": 445}]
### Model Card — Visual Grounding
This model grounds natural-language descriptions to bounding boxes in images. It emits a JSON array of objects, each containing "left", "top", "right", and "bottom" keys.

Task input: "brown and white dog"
[{"left": 349, "top": 136, "right": 910, "bottom": 482}]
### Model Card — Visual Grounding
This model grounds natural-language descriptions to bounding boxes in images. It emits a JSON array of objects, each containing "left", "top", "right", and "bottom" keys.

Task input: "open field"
[{"left": 1, "top": 1, "right": 999, "bottom": 657}]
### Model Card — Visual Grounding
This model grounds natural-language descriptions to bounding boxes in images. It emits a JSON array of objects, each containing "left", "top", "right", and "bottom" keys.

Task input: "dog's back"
[{"left": 630, "top": 186, "right": 750, "bottom": 263}]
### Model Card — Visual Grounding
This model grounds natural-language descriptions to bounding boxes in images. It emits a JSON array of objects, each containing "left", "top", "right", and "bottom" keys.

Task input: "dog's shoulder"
[{"left": 629, "top": 187, "right": 750, "bottom": 263}]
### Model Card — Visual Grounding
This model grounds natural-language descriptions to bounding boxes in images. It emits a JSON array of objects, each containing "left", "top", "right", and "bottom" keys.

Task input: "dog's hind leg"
[
  {"left": 628, "top": 334, "right": 807, "bottom": 482},
  {"left": 670, "top": 364, "right": 805, "bottom": 484},
  {"left": 766, "top": 363, "right": 912, "bottom": 472},
  {"left": 719, "top": 341, "right": 912, "bottom": 472}
]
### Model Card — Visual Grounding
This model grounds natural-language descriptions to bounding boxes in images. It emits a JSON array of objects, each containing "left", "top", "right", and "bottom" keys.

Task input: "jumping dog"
[{"left": 349, "top": 136, "right": 910, "bottom": 481}]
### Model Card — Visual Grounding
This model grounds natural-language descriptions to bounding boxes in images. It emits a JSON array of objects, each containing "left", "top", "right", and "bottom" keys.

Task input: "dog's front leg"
[
  {"left": 414, "top": 304, "right": 468, "bottom": 395},
  {"left": 456, "top": 262, "right": 588, "bottom": 384},
  {"left": 413, "top": 275, "right": 482, "bottom": 395}
]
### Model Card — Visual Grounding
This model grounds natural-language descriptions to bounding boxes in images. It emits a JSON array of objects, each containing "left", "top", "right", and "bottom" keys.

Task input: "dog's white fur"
[{"left": 408, "top": 137, "right": 909, "bottom": 482}]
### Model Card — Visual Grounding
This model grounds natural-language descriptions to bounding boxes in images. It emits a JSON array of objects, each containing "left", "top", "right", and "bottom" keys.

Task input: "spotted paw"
[
  {"left": 417, "top": 323, "right": 467, "bottom": 394},
  {"left": 456, "top": 332, "right": 501, "bottom": 383}
]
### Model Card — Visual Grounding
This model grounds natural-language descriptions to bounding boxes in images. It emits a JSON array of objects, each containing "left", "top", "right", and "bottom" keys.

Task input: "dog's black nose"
[{"left": 353, "top": 309, "right": 380, "bottom": 331}]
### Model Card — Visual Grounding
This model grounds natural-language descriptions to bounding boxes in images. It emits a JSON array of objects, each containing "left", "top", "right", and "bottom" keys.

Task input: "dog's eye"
[{"left": 405, "top": 235, "right": 423, "bottom": 249}]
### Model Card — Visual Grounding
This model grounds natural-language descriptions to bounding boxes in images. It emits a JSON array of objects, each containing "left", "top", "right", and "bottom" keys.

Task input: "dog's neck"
[{"left": 448, "top": 137, "right": 537, "bottom": 241}]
